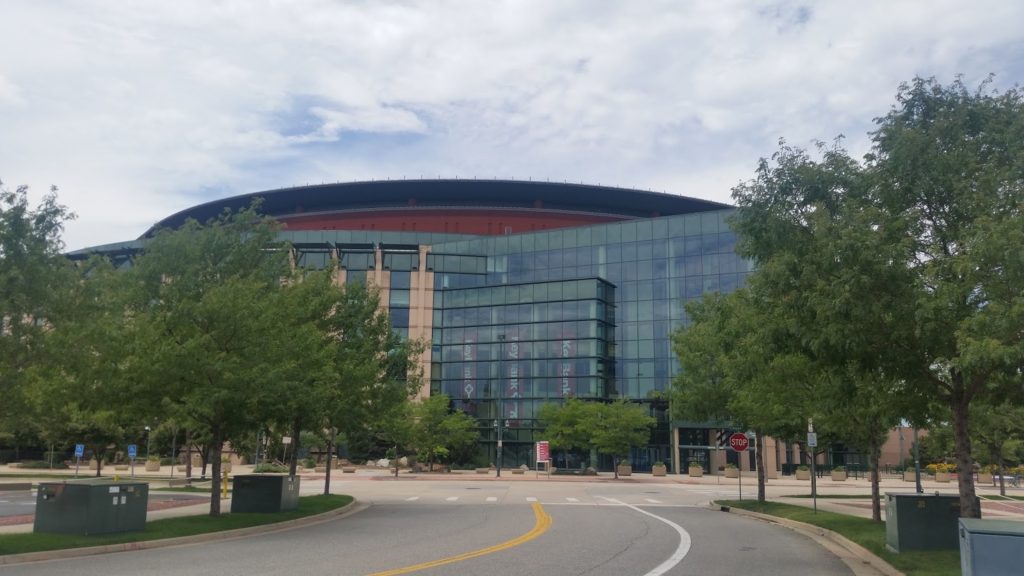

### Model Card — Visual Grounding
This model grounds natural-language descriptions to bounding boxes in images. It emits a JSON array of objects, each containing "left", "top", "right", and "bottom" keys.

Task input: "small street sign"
[
  {"left": 74, "top": 444, "right": 85, "bottom": 458},
  {"left": 536, "top": 441, "right": 550, "bottom": 462},
  {"left": 716, "top": 430, "right": 730, "bottom": 448},
  {"left": 127, "top": 444, "right": 137, "bottom": 459},
  {"left": 729, "top": 432, "right": 749, "bottom": 452},
  {"left": 807, "top": 432, "right": 818, "bottom": 447}
]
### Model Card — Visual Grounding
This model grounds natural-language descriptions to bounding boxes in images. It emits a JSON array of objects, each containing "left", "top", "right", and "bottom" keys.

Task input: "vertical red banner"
[
  {"left": 505, "top": 336, "right": 522, "bottom": 424},
  {"left": 559, "top": 338, "right": 575, "bottom": 397},
  {"left": 461, "top": 337, "right": 475, "bottom": 399}
]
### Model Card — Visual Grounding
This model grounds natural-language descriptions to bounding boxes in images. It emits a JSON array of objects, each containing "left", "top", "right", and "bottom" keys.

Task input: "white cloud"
[{"left": 1, "top": 0, "right": 1022, "bottom": 250}]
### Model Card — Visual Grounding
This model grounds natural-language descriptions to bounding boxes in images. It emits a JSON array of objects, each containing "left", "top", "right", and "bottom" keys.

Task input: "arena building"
[{"left": 72, "top": 179, "right": 763, "bottom": 473}]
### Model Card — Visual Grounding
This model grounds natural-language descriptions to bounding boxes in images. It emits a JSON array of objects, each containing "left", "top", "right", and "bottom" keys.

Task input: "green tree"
[
  {"left": 730, "top": 78, "right": 1024, "bottom": 517},
  {"left": 537, "top": 398, "right": 593, "bottom": 469},
  {"left": 410, "top": 394, "right": 478, "bottom": 471},
  {"left": 590, "top": 400, "right": 655, "bottom": 479},
  {"left": 0, "top": 183, "right": 74, "bottom": 446},
  {"left": 130, "top": 205, "right": 291, "bottom": 515}
]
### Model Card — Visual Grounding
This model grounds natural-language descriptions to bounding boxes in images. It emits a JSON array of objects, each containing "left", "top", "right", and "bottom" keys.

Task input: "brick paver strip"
[{"left": 0, "top": 497, "right": 208, "bottom": 526}]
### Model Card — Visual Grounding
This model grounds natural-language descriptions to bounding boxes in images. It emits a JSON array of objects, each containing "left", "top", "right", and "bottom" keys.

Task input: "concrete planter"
[
  {"left": 616, "top": 464, "right": 632, "bottom": 477},
  {"left": 903, "top": 471, "right": 918, "bottom": 482},
  {"left": 935, "top": 471, "right": 951, "bottom": 483},
  {"left": 978, "top": 472, "right": 994, "bottom": 484},
  {"left": 653, "top": 465, "right": 667, "bottom": 477},
  {"left": 144, "top": 460, "right": 161, "bottom": 472},
  {"left": 831, "top": 471, "right": 847, "bottom": 481},
  {"left": 687, "top": 466, "right": 702, "bottom": 478},
  {"left": 795, "top": 469, "right": 811, "bottom": 480},
  {"left": 724, "top": 467, "right": 739, "bottom": 478}
]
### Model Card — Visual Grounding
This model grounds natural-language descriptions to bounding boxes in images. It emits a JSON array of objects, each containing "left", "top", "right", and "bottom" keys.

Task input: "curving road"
[{"left": 0, "top": 480, "right": 852, "bottom": 575}]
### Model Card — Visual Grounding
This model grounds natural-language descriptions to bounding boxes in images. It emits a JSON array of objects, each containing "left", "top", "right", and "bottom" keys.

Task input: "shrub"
[
  {"left": 796, "top": 465, "right": 809, "bottom": 471},
  {"left": 18, "top": 460, "right": 69, "bottom": 469},
  {"left": 253, "top": 463, "right": 288, "bottom": 473},
  {"left": 833, "top": 465, "right": 845, "bottom": 472},
  {"left": 654, "top": 461, "right": 666, "bottom": 467},
  {"left": 302, "top": 458, "right": 316, "bottom": 469},
  {"left": 725, "top": 463, "right": 737, "bottom": 469},
  {"left": 686, "top": 461, "right": 700, "bottom": 468}
]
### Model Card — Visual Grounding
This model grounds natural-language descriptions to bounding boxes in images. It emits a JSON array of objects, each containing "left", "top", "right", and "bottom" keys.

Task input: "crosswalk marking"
[
  {"left": 566, "top": 497, "right": 579, "bottom": 502},
  {"left": 446, "top": 496, "right": 459, "bottom": 502},
  {"left": 645, "top": 498, "right": 662, "bottom": 504},
  {"left": 486, "top": 496, "right": 497, "bottom": 502},
  {"left": 526, "top": 497, "right": 538, "bottom": 502},
  {"left": 405, "top": 496, "right": 419, "bottom": 501}
]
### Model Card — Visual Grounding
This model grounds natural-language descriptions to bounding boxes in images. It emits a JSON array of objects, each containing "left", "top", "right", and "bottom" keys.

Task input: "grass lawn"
[
  {"left": 718, "top": 500, "right": 960, "bottom": 576},
  {"left": 152, "top": 486, "right": 221, "bottom": 493},
  {"left": 782, "top": 494, "right": 874, "bottom": 499},
  {"left": 0, "top": 494, "right": 352, "bottom": 557}
]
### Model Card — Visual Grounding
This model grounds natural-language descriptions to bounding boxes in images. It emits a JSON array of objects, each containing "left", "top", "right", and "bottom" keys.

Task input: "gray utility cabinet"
[
  {"left": 885, "top": 492, "right": 972, "bottom": 552},
  {"left": 34, "top": 478, "right": 148, "bottom": 535},
  {"left": 959, "top": 518, "right": 1024, "bottom": 576},
  {"left": 231, "top": 474, "right": 300, "bottom": 513}
]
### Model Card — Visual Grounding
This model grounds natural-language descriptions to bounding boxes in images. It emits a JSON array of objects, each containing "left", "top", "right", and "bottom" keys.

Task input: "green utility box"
[
  {"left": 959, "top": 518, "right": 1024, "bottom": 575},
  {"left": 885, "top": 492, "right": 970, "bottom": 552},
  {"left": 231, "top": 474, "right": 300, "bottom": 513},
  {"left": 34, "top": 478, "right": 148, "bottom": 535}
]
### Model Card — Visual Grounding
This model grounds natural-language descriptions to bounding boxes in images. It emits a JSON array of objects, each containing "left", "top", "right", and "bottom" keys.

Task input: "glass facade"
[{"left": 424, "top": 208, "right": 751, "bottom": 470}]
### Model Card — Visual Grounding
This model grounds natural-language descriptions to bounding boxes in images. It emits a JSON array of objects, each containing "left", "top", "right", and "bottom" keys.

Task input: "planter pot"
[
  {"left": 220, "top": 462, "right": 232, "bottom": 473},
  {"left": 653, "top": 465, "right": 667, "bottom": 477},
  {"left": 314, "top": 466, "right": 326, "bottom": 473},
  {"left": 903, "top": 471, "right": 918, "bottom": 482},
  {"left": 687, "top": 466, "right": 702, "bottom": 478},
  {"left": 831, "top": 471, "right": 847, "bottom": 481},
  {"left": 145, "top": 460, "right": 161, "bottom": 472},
  {"left": 616, "top": 464, "right": 632, "bottom": 477},
  {"left": 115, "top": 464, "right": 129, "bottom": 471},
  {"left": 978, "top": 473, "right": 993, "bottom": 484},
  {"left": 795, "top": 469, "right": 811, "bottom": 480},
  {"left": 724, "top": 467, "right": 739, "bottom": 478},
  {"left": 935, "top": 471, "right": 951, "bottom": 483}
]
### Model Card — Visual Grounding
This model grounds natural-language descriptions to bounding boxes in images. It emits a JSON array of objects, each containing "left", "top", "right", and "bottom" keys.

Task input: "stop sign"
[{"left": 729, "top": 432, "right": 749, "bottom": 452}]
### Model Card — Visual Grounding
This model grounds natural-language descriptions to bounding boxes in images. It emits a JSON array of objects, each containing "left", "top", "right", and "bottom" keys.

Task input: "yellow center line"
[{"left": 365, "top": 502, "right": 553, "bottom": 576}]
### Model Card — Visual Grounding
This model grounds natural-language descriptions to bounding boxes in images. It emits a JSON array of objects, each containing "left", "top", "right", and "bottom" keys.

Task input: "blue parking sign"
[
  {"left": 127, "top": 444, "right": 137, "bottom": 459},
  {"left": 74, "top": 444, "right": 84, "bottom": 458}
]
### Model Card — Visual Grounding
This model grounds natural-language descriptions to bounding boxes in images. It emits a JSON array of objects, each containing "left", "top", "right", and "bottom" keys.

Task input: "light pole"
[
  {"left": 496, "top": 334, "right": 506, "bottom": 477},
  {"left": 144, "top": 426, "right": 152, "bottom": 459}
]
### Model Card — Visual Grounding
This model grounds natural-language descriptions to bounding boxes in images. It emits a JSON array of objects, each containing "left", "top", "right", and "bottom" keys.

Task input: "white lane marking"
[
  {"left": 526, "top": 497, "right": 538, "bottom": 502},
  {"left": 446, "top": 496, "right": 459, "bottom": 502},
  {"left": 645, "top": 498, "right": 662, "bottom": 504},
  {"left": 566, "top": 497, "right": 580, "bottom": 502},
  {"left": 601, "top": 497, "right": 691, "bottom": 576},
  {"left": 486, "top": 496, "right": 498, "bottom": 502},
  {"left": 405, "top": 496, "right": 419, "bottom": 501}
]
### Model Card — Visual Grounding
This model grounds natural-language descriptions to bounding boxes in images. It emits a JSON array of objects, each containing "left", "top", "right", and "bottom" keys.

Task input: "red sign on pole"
[
  {"left": 536, "top": 441, "right": 550, "bottom": 463},
  {"left": 729, "top": 433, "right": 750, "bottom": 452}
]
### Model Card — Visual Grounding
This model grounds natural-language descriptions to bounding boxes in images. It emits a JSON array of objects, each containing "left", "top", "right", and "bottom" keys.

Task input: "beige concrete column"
[{"left": 671, "top": 427, "right": 680, "bottom": 475}]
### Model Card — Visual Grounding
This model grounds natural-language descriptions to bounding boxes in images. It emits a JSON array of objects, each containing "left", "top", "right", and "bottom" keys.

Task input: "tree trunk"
[
  {"left": 950, "top": 382, "right": 981, "bottom": 518},
  {"left": 613, "top": 456, "right": 619, "bottom": 479},
  {"left": 93, "top": 445, "right": 102, "bottom": 477},
  {"left": 323, "top": 428, "right": 334, "bottom": 496},
  {"left": 288, "top": 415, "right": 302, "bottom": 477},
  {"left": 869, "top": 439, "right": 882, "bottom": 522},
  {"left": 185, "top": 430, "right": 193, "bottom": 479},
  {"left": 755, "top": 431, "right": 766, "bottom": 503},
  {"left": 999, "top": 463, "right": 1006, "bottom": 497},
  {"left": 209, "top": 426, "right": 222, "bottom": 516},
  {"left": 394, "top": 444, "right": 400, "bottom": 478}
]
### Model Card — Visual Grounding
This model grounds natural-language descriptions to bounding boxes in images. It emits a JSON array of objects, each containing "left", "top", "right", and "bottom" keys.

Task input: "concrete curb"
[
  {"left": 0, "top": 499, "right": 362, "bottom": 566},
  {"left": 713, "top": 502, "right": 904, "bottom": 576}
]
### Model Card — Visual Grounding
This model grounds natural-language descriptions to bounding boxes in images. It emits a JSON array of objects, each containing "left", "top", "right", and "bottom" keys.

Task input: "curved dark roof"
[{"left": 143, "top": 179, "right": 731, "bottom": 238}]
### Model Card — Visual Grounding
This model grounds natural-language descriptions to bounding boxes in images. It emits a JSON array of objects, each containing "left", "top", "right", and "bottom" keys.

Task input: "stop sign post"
[{"left": 728, "top": 432, "right": 749, "bottom": 502}]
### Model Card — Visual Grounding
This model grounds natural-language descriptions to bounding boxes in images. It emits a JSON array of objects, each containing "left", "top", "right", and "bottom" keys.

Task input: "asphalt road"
[{"left": 0, "top": 481, "right": 852, "bottom": 575}]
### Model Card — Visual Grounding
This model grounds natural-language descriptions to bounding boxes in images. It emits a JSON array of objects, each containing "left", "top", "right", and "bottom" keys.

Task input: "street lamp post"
[
  {"left": 496, "top": 334, "right": 505, "bottom": 478},
  {"left": 144, "top": 426, "right": 152, "bottom": 459}
]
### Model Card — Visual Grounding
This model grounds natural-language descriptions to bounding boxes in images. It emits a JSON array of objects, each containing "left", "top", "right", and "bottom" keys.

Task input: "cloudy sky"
[{"left": 2, "top": 1, "right": 1022, "bottom": 251}]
